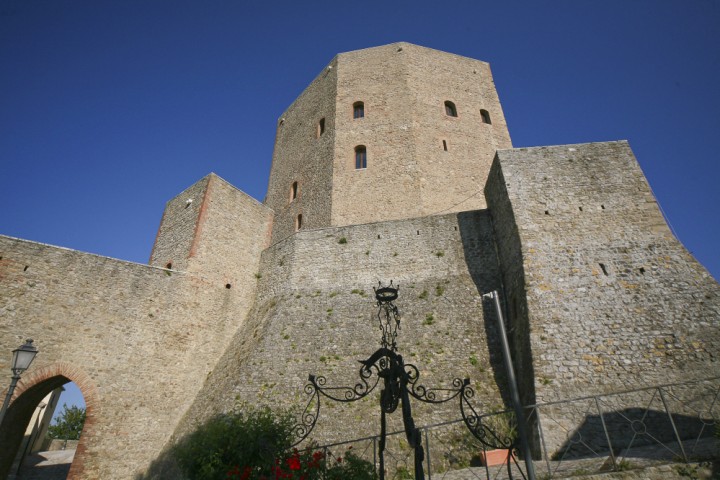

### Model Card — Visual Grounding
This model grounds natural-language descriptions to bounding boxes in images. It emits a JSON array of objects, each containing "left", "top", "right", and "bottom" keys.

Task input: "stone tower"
[
  {"left": 1, "top": 42, "right": 718, "bottom": 479},
  {"left": 264, "top": 42, "right": 512, "bottom": 242}
]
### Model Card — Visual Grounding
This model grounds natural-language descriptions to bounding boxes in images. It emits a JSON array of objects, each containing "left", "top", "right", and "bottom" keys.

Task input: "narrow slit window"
[
  {"left": 290, "top": 181, "right": 298, "bottom": 201},
  {"left": 355, "top": 145, "right": 367, "bottom": 169},
  {"left": 442, "top": 140, "right": 448, "bottom": 151},
  {"left": 480, "top": 109, "right": 491, "bottom": 124},
  {"left": 353, "top": 101, "right": 364, "bottom": 119},
  {"left": 296, "top": 214, "right": 303, "bottom": 231},
  {"left": 444, "top": 101, "right": 458, "bottom": 117},
  {"left": 317, "top": 118, "right": 325, "bottom": 137}
]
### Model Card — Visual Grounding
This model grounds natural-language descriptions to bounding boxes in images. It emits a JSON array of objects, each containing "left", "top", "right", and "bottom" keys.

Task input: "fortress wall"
[
  {"left": 486, "top": 141, "right": 720, "bottom": 450},
  {"left": 403, "top": 44, "right": 512, "bottom": 215},
  {"left": 150, "top": 175, "right": 210, "bottom": 271},
  {"left": 0, "top": 236, "right": 254, "bottom": 478},
  {"left": 264, "top": 58, "right": 338, "bottom": 243},
  {"left": 331, "top": 43, "right": 422, "bottom": 226},
  {"left": 331, "top": 42, "right": 513, "bottom": 227},
  {"left": 169, "top": 211, "right": 512, "bottom": 446},
  {"left": 483, "top": 154, "right": 536, "bottom": 412},
  {"left": 181, "top": 174, "right": 273, "bottom": 283}
]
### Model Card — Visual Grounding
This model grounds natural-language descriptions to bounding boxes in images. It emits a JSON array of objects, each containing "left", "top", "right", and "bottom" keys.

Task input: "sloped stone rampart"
[
  {"left": 485, "top": 141, "right": 720, "bottom": 452},
  {"left": 170, "top": 210, "right": 512, "bottom": 445}
]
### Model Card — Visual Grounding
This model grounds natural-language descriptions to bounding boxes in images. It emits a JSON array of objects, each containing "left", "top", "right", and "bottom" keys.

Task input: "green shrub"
[
  {"left": 172, "top": 406, "right": 378, "bottom": 480},
  {"left": 324, "top": 451, "right": 378, "bottom": 480},
  {"left": 172, "top": 406, "right": 294, "bottom": 480}
]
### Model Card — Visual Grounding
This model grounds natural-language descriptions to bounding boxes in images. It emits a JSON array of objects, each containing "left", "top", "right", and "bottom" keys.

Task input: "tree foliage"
[{"left": 47, "top": 403, "right": 86, "bottom": 440}]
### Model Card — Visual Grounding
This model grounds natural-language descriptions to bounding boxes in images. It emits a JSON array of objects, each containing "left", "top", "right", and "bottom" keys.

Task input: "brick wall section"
[
  {"left": 485, "top": 141, "right": 720, "bottom": 450},
  {"left": 264, "top": 59, "right": 338, "bottom": 243},
  {"left": 170, "top": 211, "right": 512, "bottom": 446}
]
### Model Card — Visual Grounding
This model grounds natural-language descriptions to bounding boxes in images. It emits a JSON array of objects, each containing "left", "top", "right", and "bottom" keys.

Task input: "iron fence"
[{"left": 306, "top": 376, "right": 719, "bottom": 479}]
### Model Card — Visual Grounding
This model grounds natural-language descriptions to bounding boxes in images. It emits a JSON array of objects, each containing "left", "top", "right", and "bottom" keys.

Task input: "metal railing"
[{"left": 307, "top": 376, "right": 719, "bottom": 479}]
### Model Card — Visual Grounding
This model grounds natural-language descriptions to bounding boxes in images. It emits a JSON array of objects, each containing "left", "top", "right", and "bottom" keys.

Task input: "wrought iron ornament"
[{"left": 292, "top": 282, "right": 525, "bottom": 480}]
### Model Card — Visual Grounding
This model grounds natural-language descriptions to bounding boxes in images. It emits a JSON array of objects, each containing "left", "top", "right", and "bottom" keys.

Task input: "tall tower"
[{"left": 264, "top": 42, "right": 512, "bottom": 243}]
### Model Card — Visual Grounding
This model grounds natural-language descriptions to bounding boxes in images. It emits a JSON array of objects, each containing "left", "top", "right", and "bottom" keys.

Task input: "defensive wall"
[
  {"left": 169, "top": 209, "right": 511, "bottom": 447},
  {"left": 485, "top": 141, "right": 720, "bottom": 451},
  {"left": 265, "top": 42, "right": 512, "bottom": 244},
  {"left": 0, "top": 175, "right": 272, "bottom": 479},
  {"left": 0, "top": 42, "right": 719, "bottom": 479}
]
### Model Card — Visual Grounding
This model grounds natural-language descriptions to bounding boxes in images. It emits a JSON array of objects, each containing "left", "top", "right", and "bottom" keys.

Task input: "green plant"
[
  {"left": 393, "top": 252, "right": 398, "bottom": 257},
  {"left": 616, "top": 459, "right": 633, "bottom": 471},
  {"left": 485, "top": 411, "right": 517, "bottom": 445},
  {"left": 328, "top": 291, "right": 338, "bottom": 298},
  {"left": 469, "top": 355, "right": 478, "bottom": 366},
  {"left": 423, "top": 314, "right": 434, "bottom": 325},
  {"left": 254, "top": 272, "right": 262, "bottom": 279},
  {"left": 326, "top": 308, "right": 333, "bottom": 315},
  {"left": 435, "top": 285, "right": 444, "bottom": 296},
  {"left": 338, "top": 237, "right": 347, "bottom": 244},
  {"left": 351, "top": 289, "right": 366, "bottom": 296},
  {"left": 395, "top": 466, "right": 414, "bottom": 479},
  {"left": 324, "top": 451, "right": 378, "bottom": 480},
  {"left": 435, "top": 251, "right": 444, "bottom": 258},
  {"left": 172, "top": 406, "right": 294, "bottom": 480},
  {"left": 418, "top": 290, "right": 428, "bottom": 299},
  {"left": 319, "top": 356, "right": 327, "bottom": 363}
]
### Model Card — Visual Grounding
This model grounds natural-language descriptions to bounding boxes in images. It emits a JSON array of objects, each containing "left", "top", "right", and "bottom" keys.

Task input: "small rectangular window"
[
  {"left": 353, "top": 102, "right": 364, "bottom": 119},
  {"left": 355, "top": 146, "right": 367, "bottom": 169}
]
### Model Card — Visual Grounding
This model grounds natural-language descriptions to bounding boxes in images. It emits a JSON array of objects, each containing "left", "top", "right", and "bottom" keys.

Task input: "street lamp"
[{"left": 0, "top": 339, "right": 39, "bottom": 427}]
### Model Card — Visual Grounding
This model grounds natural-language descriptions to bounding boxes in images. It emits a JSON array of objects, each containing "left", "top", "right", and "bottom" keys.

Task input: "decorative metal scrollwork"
[{"left": 290, "top": 282, "right": 522, "bottom": 480}]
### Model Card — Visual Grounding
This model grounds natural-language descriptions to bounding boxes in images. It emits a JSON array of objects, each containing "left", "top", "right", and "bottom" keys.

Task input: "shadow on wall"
[
  {"left": 135, "top": 447, "right": 184, "bottom": 480},
  {"left": 554, "top": 408, "right": 718, "bottom": 460},
  {"left": 457, "top": 209, "right": 540, "bottom": 455}
]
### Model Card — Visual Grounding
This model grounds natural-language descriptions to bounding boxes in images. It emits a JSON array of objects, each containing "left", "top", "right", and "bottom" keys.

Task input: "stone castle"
[{"left": 1, "top": 43, "right": 718, "bottom": 479}]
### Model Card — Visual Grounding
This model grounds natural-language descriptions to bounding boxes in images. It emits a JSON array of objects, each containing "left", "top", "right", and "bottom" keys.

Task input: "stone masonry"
[{"left": 1, "top": 43, "right": 718, "bottom": 479}]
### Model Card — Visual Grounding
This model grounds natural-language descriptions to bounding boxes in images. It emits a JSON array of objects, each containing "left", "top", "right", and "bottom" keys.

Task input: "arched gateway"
[{"left": 0, "top": 363, "right": 97, "bottom": 479}]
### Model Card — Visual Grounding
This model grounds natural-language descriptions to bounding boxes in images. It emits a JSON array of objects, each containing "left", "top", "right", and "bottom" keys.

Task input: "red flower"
[{"left": 286, "top": 456, "right": 302, "bottom": 471}]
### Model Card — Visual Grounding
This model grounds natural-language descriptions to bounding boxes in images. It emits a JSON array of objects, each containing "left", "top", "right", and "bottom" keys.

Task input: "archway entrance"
[{"left": 0, "top": 365, "right": 95, "bottom": 480}]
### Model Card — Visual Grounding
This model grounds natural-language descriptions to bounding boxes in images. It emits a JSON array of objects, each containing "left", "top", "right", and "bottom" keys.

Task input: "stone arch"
[{"left": 0, "top": 362, "right": 99, "bottom": 479}]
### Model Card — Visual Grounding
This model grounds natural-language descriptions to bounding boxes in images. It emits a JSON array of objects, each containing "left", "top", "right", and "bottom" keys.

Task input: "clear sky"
[{"left": 1, "top": 0, "right": 718, "bottom": 301}]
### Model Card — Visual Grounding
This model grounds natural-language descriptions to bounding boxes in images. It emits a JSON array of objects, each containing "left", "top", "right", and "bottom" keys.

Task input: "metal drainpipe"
[{"left": 484, "top": 290, "right": 537, "bottom": 480}]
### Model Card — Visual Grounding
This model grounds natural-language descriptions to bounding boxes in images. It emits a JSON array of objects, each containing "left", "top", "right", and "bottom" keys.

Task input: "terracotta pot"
[{"left": 479, "top": 448, "right": 510, "bottom": 466}]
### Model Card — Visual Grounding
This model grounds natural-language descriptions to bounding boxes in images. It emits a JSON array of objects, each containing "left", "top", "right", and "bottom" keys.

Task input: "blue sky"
[{"left": 1, "top": 1, "right": 719, "bottom": 406}]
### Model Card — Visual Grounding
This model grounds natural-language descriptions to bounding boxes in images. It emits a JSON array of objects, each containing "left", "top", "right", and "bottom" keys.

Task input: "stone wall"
[
  {"left": 332, "top": 43, "right": 512, "bottom": 227},
  {"left": 264, "top": 59, "right": 338, "bottom": 243},
  {"left": 0, "top": 175, "right": 273, "bottom": 479},
  {"left": 169, "top": 210, "right": 513, "bottom": 447},
  {"left": 485, "top": 141, "right": 720, "bottom": 451},
  {"left": 266, "top": 42, "right": 512, "bottom": 243}
]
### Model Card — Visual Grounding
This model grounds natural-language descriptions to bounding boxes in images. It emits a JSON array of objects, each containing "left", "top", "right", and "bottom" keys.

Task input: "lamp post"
[{"left": 0, "top": 339, "right": 39, "bottom": 427}]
